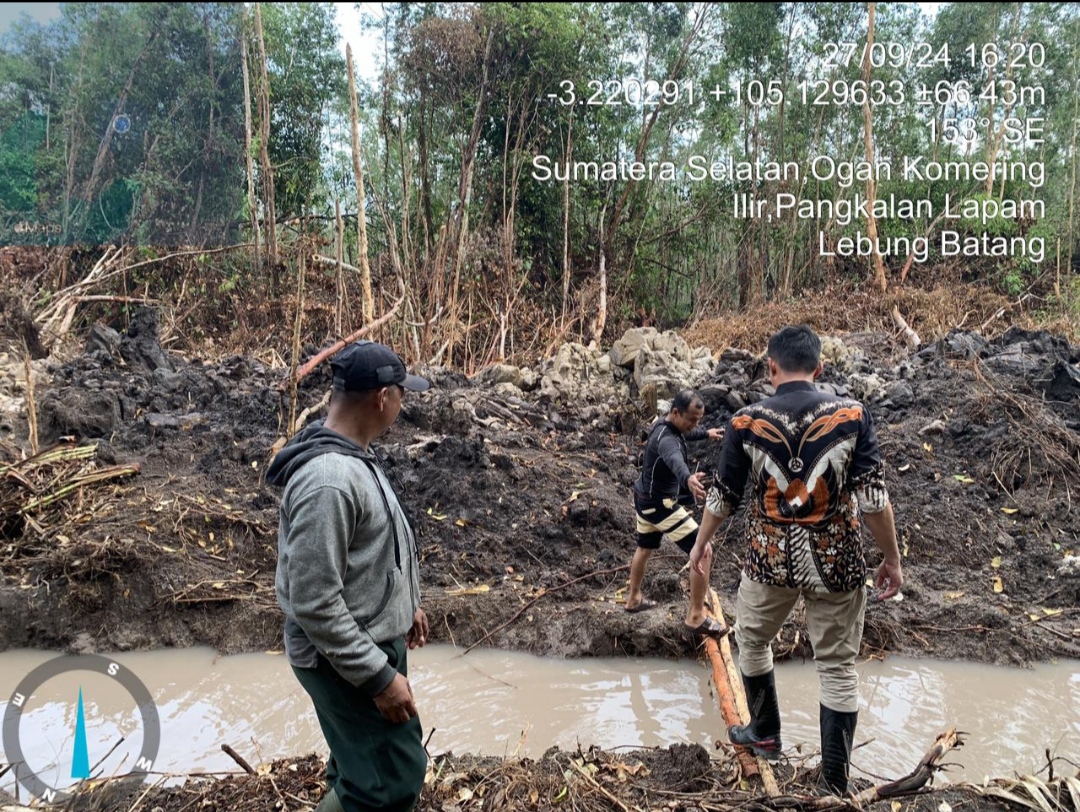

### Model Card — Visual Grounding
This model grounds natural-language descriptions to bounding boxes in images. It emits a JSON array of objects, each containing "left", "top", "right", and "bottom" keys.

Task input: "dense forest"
[{"left": 1, "top": 3, "right": 1078, "bottom": 366}]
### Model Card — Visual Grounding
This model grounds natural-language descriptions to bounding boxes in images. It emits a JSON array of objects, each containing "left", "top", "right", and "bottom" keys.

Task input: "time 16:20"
[{"left": 823, "top": 41, "right": 1045, "bottom": 70}]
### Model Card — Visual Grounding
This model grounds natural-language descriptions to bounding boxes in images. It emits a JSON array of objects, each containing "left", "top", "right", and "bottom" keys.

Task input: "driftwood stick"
[
  {"left": 221, "top": 743, "right": 256, "bottom": 775},
  {"left": 762, "top": 728, "right": 963, "bottom": 810},
  {"left": 852, "top": 728, "right": 961, "bottom": 801},
  {"left": 462, "top": 565, "right": 629, "bottom": 655}
]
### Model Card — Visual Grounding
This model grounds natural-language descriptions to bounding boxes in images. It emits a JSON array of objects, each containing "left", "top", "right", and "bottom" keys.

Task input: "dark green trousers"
[{"left": 292, "top": 638, "right": 427, "bottom": 812}]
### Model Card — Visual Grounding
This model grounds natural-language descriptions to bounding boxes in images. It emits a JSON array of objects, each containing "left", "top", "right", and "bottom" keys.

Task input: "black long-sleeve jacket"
[{"left": 633, "top": 419, "right": 708, "bottom": 504}]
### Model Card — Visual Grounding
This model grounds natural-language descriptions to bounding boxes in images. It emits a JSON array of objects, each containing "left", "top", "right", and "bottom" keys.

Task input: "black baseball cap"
[{"left": 330, "top": 340, "right": 430, "bottom": 393}]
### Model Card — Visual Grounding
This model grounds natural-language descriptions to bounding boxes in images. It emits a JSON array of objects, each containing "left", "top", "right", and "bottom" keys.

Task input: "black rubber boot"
[
  {"left": 727, "top": 670, "right": 782, "bottom": 760},
  {"left": 819, "top": 704, "right": 858, "bottom": 796}
]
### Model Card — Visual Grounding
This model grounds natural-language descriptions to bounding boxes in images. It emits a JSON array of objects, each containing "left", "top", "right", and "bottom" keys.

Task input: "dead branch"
[
  {"left": 312, "top": 254, "right": 362, "bottom": 275},
  {"left": 292, "top": 389, "right": 331, "bottom": 435},
  {"left": 119, "top": 243, "right": 256, "bottom": 276},
  {"left": 67, "top": 295, "right": 159, "bottom": 305},
  {"left": 462, "top": 565, "right": 630, "bottom": 654},
  {"left": 759, "top": 728, "right": 962, "bottom": 810},
  {"left": 21, "top": 345, "right": 37, "bottom": 456},
  {"left": 974, "top": 361, "right": 1080, "bottom": 492},
  {"left": 221, "top": 744, "right": 256, "bottom": 775},
  {"left": 284, "top": 282, "right": 406, "bottom": 389},
  {"left": 891, "top": 306, "right": 921, "bottom": 349},
  {"left": 34, "top": 244, "right": 254, "bottom": 346},
  {"left": 569, "top": 760, "right": 639, "bottom": 812},
  {"left": 35, "top": 245, "right": 126, "bottom": 337}
]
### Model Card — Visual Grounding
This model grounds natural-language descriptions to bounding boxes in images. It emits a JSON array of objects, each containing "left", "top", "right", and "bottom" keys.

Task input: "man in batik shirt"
[{"left": 691, "top": 325, "right": 902, "bottom": 796}]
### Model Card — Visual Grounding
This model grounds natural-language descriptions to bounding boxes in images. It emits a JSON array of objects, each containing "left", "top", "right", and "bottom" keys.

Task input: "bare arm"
[
  {"left": 863, "top": 501, "right": 902, "bottom": 599},
  {"left": 690, "top": 491, "right": 731, "bottom": 576}
]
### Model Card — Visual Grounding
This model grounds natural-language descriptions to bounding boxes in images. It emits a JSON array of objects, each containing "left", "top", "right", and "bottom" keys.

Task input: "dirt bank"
[
  {"left": 2, "top": 310, "right": 1078, "bottom": 668},
  {"left": 8, "top": 735, "right": 1049, "bottom": 812}
]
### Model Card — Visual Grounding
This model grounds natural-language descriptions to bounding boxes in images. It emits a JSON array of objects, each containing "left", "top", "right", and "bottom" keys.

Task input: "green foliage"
[
  {"left": 0, "top": 3, "right": 249, "bottom": 245},
  {"left": 259, "top": 3, "right": 346, "bottom": 218},
  {"left": 0, "top": 111, "right": 43, "bottom": 213},
  {"left": 1, "top": 1, "right": 1077, "bottom": 335}
]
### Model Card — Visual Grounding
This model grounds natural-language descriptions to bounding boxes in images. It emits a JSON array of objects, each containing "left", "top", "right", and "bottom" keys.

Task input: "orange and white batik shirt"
[{"left": 705, "top": 381, "right": 889, "bottom": 593}]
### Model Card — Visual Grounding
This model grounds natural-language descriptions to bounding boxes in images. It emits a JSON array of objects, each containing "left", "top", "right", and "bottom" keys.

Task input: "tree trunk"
[
  {"left": 288, "top": 250, "right": 307, "bottom": 437},
  {"left": 82, "top": 32, "right": 157, "bottom": 207},
  {"left": 605, "top": 5, "right": 709, "bottom": 260},
  {"left": 417, "top": 94, "right": 434, "bottom": 259},
  {"left": 446, "top": 27, "right": 496, "bottom": 362},
  {"left": 346, "top": 44, "right": 375, "bottom": 325},
  {"left": 1068, "top": 60, "right": 1079, "bottom": 268},
  {"left": 240, "top": 8, "right": 260, "bottom": 271},
  {"left": 593, "top": 205, "right": 608, "bottom": 347},
  {"left": 397, "top": 115, "right": 412, "bottom": 280},
  {"left": 62, "top": 44, "right": 87, "bottom": 239},
  {"left": 860, "top": 2, "right": 888, "bottom": 295},
  {"left": 45, "top": 62, "right": 53, "bottom": 151},
  {"left": 335, "top": 198, "right": 345, "bottom": 337},
  {"left": 985, "top": 6, "right": 1021, "bottom": 196},
  {"left": 449, "top": 28, "right": 495, "bottom": 284},
  {"left": 561, "top": 110, "right": 573, "bottom": 320},
  {"left": 253, "top": 3, "right": 277, "bottom": 264}
]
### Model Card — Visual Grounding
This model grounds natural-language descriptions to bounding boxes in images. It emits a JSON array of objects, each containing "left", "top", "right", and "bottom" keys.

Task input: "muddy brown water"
[{"left": 1, "top": 647, "right": 1077, "bottom": 798}]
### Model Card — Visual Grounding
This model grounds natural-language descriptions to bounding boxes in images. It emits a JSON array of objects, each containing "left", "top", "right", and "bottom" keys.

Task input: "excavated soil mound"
[{"left": 1, "top": 310, "right": 1078, "bottom": 667}]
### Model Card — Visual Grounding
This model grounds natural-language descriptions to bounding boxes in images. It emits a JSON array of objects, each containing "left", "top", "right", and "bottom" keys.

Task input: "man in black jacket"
[{"left": 625, "top": 389, "right": 728, "bottom": 639}]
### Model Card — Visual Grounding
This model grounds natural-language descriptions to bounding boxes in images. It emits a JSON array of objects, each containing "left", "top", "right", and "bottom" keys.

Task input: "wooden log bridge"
[
  {"left": 699, "top": 587, "right": 966, "bottom": 807},
  {"left": 703, "top": 586, "right": 781, "bottom": 797}
]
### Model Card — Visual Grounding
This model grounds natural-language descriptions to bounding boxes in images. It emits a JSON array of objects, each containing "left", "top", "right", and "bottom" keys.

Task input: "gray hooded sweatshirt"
[{"left": 267, "top": 420, "right": 421, "bottom": 696}]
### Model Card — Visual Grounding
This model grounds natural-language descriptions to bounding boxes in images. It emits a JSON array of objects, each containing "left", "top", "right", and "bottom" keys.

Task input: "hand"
[
  {"left": 874, "top": 559, "right": 903, "bottom": 601},
  {"left": 373, "top": 672, "right": 417, "bottom": 723},
  {"left": 406, "top": 608, "right": 429, "bottom": 650},
  {"left": 690, "top": 539, "right": 713, "bottom": 577},
  {"left": 687, "top": 471, "right": 706, "bottom": 500},
  {"left": 707, "top": 428, "right": 725, "bottom": 441}
]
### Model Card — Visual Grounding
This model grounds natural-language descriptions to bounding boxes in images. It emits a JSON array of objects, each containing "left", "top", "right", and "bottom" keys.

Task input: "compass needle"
[{"left": 72, "top": 687, "right": 91, "bottom": 779}]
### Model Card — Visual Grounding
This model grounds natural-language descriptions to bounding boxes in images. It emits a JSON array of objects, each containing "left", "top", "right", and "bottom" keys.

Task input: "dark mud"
[
  {"left": 2, "top": 309, "right": 1080, "bottom": 811},
  {"left": 3, "top": 311, "right": 1079, "bottom": 667}
]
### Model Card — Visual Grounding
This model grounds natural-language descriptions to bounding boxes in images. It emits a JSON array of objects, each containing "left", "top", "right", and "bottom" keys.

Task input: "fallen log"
[
  {"left": 706, "top": 587, "right": 780, "bottom": 796},
  {"left": 703, "top": 633, "right": 760, "bottom": 781}
]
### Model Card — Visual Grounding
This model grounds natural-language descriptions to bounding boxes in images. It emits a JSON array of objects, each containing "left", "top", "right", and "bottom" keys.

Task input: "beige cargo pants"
[{"left": 734, "top": 576, "right": 867, "bottom": 712}]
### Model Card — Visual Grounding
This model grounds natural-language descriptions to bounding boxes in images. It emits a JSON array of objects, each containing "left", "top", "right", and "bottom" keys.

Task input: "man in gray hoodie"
[{"left": 267, "top": 340, "right": 430, "bottom": 812}]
